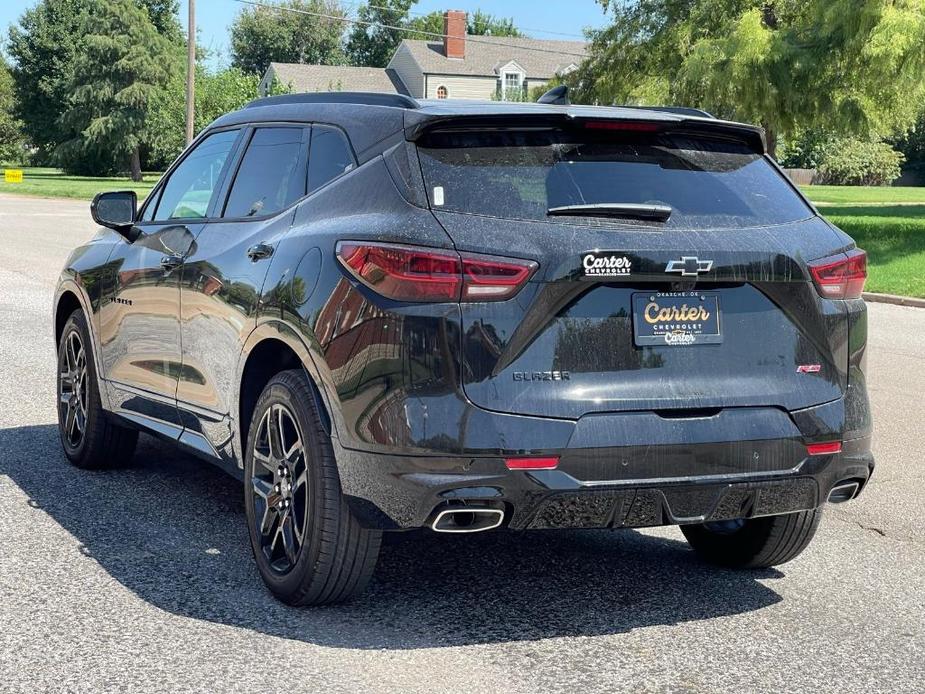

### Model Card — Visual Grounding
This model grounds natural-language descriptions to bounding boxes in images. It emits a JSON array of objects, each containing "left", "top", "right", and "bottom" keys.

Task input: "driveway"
[{"left": 0, "top": 193, "right": 922, "bottom": 693}]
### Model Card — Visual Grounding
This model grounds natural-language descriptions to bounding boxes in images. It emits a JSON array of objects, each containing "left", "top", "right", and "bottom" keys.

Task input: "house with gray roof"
[{"left": 260, "top": 10, "right": 587, "bottom": 101}]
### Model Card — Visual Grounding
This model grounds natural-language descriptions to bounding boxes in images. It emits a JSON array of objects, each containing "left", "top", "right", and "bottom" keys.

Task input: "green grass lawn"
[
  {"left": 800, "top": 184, "right": 925, "bottom": 205},
  {"left": 0, "top": 166, "right": 158, "bottom": 201}
]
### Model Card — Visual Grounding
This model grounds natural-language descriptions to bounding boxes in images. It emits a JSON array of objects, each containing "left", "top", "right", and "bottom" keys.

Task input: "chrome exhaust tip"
[
  {"left": 828, "top": 481, "right": 860, "bottom": 504},
  {"left": 430, "top": 507, "right": 504, "bottom": 533}
]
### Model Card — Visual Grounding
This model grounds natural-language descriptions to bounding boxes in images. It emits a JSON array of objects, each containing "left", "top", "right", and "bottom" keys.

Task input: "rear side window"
[
  {"left": 307, "top": 126, "right": 355, "bottom": 193},
  {"left": 416, "top": 129, "right": 813, "bottom": 229},
  {"left": 154, "top": 129, "right": 239, "bottom": 220},
  {"left": 223, "top": 127, "right": 308, "bottom": 218}
]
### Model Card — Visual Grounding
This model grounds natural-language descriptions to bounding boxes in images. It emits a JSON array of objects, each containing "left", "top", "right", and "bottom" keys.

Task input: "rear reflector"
[
  {"left": 806, "top": 441, "right": 842, "bottom": 456},
  {"left": 808, "top": 249, "right": 867, "bottom": 300},
  {"left": 505, "top": 456, "right": 559, "bottom": 470},
  {"left": 337, "top": 241, "right": 536, "bottom": 303}
]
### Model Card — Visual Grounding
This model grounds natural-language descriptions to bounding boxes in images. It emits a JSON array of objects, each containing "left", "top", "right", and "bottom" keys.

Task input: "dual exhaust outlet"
[{"left": 430, "top": 507, "right": 505, "bottom": 533}]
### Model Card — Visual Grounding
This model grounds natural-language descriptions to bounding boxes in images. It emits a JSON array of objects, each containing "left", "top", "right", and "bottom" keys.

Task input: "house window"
[
  {"left": 436, "top": 85, "right": 448, "bottom": 99},
  {"left": 502, "top": 71, "right": 523, "bottom": 99}
]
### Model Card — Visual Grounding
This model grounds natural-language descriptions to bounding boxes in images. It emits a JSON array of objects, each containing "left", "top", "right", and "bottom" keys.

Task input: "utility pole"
[{"left": 185, "top": 0, "right": 196, "bottom": 145}]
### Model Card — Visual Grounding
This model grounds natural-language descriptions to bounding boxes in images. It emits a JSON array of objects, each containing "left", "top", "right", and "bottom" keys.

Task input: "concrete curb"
[{"left": 863, "top": 292, "right": 925, "bottom": 308}]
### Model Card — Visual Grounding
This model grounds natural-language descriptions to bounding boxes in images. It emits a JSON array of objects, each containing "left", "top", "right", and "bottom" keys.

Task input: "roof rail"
[
  {"left": 620, "top": 105, "right": 715, "bottom": 119},
  {"left": 245, "top": 92, "right": 420, "bottom": 110}
]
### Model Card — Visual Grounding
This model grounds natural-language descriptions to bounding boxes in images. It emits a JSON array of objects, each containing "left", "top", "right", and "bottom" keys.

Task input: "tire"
[
  {"left": 56, "top": 309, "right": 138, "bottom": 469},
  {"left": 244, "top": 369, "right": 381, "bottom": 605},
  {"left": 681, "top": 509, "right": 822, "bottom": 569}
]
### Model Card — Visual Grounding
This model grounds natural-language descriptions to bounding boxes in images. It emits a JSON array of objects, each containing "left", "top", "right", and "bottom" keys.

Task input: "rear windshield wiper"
[{"left": 546, "top": 202, "right": 672, "bottom": 222}]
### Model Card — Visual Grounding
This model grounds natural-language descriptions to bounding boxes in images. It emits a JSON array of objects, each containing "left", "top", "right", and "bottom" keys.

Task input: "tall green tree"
[
  {"left": 6, "top": 0, "right": 91, "bottom": 163},
  {"left": 230, "top": 0, "right": 347, "bottom": 75},
  {"left": 137, "top": 0, "right": 182, "bottom": 38},
  {"left": 571, "top": 0, "right": 925, "bottom": 155},
  {"left": 0, "top": 58, "right": 26, "bottom": 164},
  {"left": 58, "top": 0, "right": 178, "bottom": 179},
  {"left": 346, "top": 0, "right": 416, "bottom": 68},
  {"left": 6, "top": 0, "right": 181, "bottom": 165}
]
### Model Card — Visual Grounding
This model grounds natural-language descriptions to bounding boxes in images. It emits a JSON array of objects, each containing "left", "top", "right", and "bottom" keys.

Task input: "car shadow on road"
[{"left": 2, "top": 424, "right": 785, "bottom": 649}]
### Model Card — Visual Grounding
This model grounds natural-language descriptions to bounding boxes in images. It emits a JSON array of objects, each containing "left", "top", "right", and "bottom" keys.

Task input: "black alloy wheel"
[{"left": 250, "top": 402, "right": 310, "bottom": 574}]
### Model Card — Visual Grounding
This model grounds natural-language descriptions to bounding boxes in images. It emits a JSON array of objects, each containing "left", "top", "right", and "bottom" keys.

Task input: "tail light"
[
  {"left": 808, "top": 249, "right": 867, "bottom": 299},
  {"left": 336, "top": 241, "right": 537, "bottom": 303}
]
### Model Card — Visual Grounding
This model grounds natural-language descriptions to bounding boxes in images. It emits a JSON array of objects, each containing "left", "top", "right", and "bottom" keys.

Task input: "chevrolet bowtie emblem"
[{"left": 665, "top": 256, "right": 714, "bottom": 276}]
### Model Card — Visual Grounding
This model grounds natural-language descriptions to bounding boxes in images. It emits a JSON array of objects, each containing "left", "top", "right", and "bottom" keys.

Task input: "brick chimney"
[{"left": 443, "top": 10, "right": 466, "bottom": 59}]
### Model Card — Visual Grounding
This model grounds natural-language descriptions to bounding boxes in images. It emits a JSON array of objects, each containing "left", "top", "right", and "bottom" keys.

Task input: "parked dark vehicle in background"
[{"left": 54, "top": 92, "right": 874, "bottom": 605}]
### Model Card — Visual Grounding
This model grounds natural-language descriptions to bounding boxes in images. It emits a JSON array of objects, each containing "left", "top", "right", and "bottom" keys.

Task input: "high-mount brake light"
[
  {"left": 808, "top": 249, "right": 867, "bottom": 300},
  {"left": 336, "top": 242, "right": 537, "bottom": 303},
  {"left": 583, "top": 121, "right": 662, "bottom": 132}
]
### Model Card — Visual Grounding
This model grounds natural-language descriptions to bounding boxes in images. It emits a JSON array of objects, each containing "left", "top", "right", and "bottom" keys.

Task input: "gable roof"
[
  {"left": 397, "top": 37, "right": 587, "bottom": 79},
  {"left": 268, "top": 63, "right": 408, "bottom": 95}
]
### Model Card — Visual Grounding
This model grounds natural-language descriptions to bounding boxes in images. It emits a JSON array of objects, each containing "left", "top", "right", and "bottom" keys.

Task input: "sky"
[{"left": 1, "top": 1, "right": 611, "bottom": 68}]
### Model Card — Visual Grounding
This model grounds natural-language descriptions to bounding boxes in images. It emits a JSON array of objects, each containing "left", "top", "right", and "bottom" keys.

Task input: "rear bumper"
[{"left": 336, "top": 433, "right": 875, "bottom": 531}]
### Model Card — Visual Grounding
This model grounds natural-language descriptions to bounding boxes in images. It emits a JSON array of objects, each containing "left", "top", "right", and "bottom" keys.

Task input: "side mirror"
[{"left": 91, "top": 191, "right": 140, "bottom": 241}]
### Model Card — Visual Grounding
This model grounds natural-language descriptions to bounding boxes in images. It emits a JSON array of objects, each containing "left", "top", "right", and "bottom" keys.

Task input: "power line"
[
  {"left": 232, "top": 0, "right": 588, "bottom": 58},
  {"left": 338, "top": 0, "right": 587, "bottom": 40}
]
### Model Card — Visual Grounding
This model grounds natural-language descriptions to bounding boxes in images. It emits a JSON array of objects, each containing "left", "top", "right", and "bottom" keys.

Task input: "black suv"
[{"left": 54, "top": 92, "right": 874, "bottom": 605}]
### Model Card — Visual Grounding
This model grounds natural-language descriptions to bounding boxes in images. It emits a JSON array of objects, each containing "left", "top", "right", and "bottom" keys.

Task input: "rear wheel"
[
  {"left": 244, "top": 369, "right": 381, "bottom": 605},
  {"left": 681, "top": 509, "right": 822, "bottom": 568},
  {"left": 56, "top": 309, "right": 137, "bottom": 469}
]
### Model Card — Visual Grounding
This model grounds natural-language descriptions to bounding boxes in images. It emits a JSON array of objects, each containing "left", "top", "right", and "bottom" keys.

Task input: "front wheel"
[
  {"left": 244, "top": 369, "right": 381, "bottom": 605},
  {"left": 57, "top": 309, "right": 137, "bottom": 469},
  {"left": 681, "top": 509, "right": 822, "bottom": 569}
]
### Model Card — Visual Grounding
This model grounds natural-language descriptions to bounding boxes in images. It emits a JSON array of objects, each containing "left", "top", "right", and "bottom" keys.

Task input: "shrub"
[{"left": 816, "top": 138, "right": 905, "bottom": 186}]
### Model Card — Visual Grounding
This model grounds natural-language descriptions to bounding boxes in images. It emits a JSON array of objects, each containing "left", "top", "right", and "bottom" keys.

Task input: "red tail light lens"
[
  {"left": 808, "top": 249, "right": 867, "bottom": 300},
  {"left": 337, "top": 242, "right": 537, "bottom": 303}
]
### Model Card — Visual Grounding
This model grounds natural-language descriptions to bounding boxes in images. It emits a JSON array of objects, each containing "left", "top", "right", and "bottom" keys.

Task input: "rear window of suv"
[{"left": 416, "top": 128, "right": 813, "bottom": 229}]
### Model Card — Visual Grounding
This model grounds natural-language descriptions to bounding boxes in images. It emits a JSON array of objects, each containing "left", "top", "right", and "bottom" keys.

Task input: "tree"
[
  {"left": 6, "top": 0, "right": 92, "bottom": 163},
  {"left": 347, "top": 3, "right": 525, "bottom": 68},
  {"left": 0, "top": 59, "right": 26, "bottom": 164},
  {"left": 137, "top": 0, "right": 183, "bottom": 39},
  {"left": 230, "top": 0, "right": 347, "bottom": 75},
  {"left": 58, "top": 0, "right": 178, "bottom": 179},
  {"left": 570, "top": 0, "right": 925, "bottom": 156},
  {"left": 147, "top": 67, "right": 289, "bottom": 168},
  {"left": 346, "top": 0, "right": 416, "bottom": 68},
  {"left": 467, "top": 10, "right": 523, "bottom": 37},
  {"left": 6, "top": 0, "right": 181, "bottom": 166},
  {"left": 406, "top": 8, "right": 524, "bottom": 40}
]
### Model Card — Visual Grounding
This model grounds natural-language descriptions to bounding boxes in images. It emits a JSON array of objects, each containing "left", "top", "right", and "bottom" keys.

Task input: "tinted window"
[
  {"left": 154, "top": 130, "right": 239, "bottom": 220},
  {"left": 307, "top": 126, "right": 355, "bottom": 193},
  {"left": 224, "top": 127, "right": 308, "bottom": 218},
  {"left": 417, "top": 129, "right": 813, "bottom": 229}
]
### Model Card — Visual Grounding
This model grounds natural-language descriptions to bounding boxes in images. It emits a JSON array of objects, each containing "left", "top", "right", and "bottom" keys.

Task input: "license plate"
[{"left": 632, "top": 291, "right": 722, "bottom": 346}]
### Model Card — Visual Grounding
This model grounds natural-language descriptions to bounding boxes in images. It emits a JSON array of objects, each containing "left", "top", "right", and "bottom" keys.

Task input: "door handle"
[
  {"left": 247, "top": 243, "right": 274, "bottom": 262},
  {"left": 160, "top": 254, "right": 183, "bottom": 271}
]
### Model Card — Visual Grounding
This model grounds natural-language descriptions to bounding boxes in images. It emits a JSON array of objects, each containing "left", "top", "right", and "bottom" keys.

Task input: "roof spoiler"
[
  {"left": 245, "top": 92, "right": 420, "bottom": 110},
  {"left": 406, "top": 113, "right": 767, "bottom": 154}
]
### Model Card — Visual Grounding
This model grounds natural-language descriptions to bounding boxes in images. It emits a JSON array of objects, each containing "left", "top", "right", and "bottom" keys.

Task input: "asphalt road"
[{"left": 0, "top": 193, "right": 923, "bottom": 693}]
